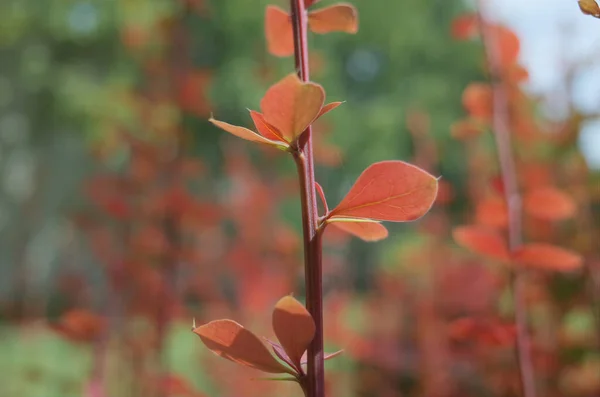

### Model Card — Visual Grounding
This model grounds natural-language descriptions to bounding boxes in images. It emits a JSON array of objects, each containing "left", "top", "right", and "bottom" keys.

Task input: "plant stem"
[
  {"left": 476, "top": 8, "right": 537, "bottom": 397},
  {"left": 289, "top": 2, "right": 325, "bottom": 396}
]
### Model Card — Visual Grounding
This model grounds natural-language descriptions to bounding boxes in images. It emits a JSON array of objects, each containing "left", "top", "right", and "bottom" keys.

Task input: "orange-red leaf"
[
  {"left": 329, "top": 161, "right": 438, "bottom": 222},
  {"left": 462, "top": 83, "right": 493, "bottom": 121},
  {"left": 209, "top": 118, "right": 288, "bottom": 149},
  {"left": 328, "top": 217, "right": 389, "bottom": 242},
  {"left": 308, "top": 4, "right": 358, "bottom": 34},
  {"left": 475, "top": 197, "right": 508, "bottom": 229},
  {"left": 193, "top": 319, "right": 294, "bottom": 374},
  {"left": 316, "top": 101, "right": 343, "bottom": 119},
  {"left": 450, "top": 119, "right": 485, "bottom": 140},
  {"left": 260, "top": 74, "right": 325, "bottom": 141},
  {"left": 513, "top": 244, "right": 583, "bottom": 272},
  {"left": 265, "top": 6, "right": 294, "bottom": 57},
  {"left": 451, "top": 14, "right": 478, "bottom": 40},
  {"left": 249, "top": 110, "right": 286, "bottom": 142},
  {"left": 523, "top": 187, "right": 576, "bottom": 221},
  {"left": 487, "top": 25, "right": 520, "bottom": 67},
  {"left": 305, "top": 0, "right": 319, "bottom": 8},
  {"left": 272, "top": 296, "right": 315, "bottom": 370},
  {"left": 452, "top": 225, "right": 510, "bottom": 262}
]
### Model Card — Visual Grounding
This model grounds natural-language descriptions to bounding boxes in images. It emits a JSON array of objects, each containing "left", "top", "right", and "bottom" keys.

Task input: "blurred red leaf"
[
  {"left": 178, "top": 70, "right": 212, "bottom": 117},
  {"left": 272, "top": 296, "right": 315, "bottom": 369},
  {"left": 451, "top": 14, "right": 478, "bottom": 40},
  {"left": 475, "top": 197, "right": 508, "bottom": 229},
  {"left": 260, "top": 73, "right": 325, "bottom": 142},
  {"left": 53, "top": 309, "right": 105, "bottom": 343},
  {"left": 513, "top": 244, "right": 583, "bottom": 272},
  {"left": 329, "top": 161, "right": 438, "bottom": 222},
  {"left": 452, "top": 225, "right": 510, "bottom": 261},
  {"left": 487, "top": 25, "right": 520, "bottom": 67},
  {"left": 523, "top": 186, "right": 576, "bottom": 221},
  {"left": 193, "top": 319, "right": 294, "bottom": 374},
  {"left": 462, "top": 83, "right": 493, "bottom": 121},
  {"left": 308, "top": 4, "right": 359, "bottom": 34},
  {"left": 450, "top": 119, "right": 485, "bottom": 140},
  {"left": 328, "top": 218, "right": 389, "bottom": 242},
  {"left": 265, "top": 6, "right": 294, "bottom": 57}
]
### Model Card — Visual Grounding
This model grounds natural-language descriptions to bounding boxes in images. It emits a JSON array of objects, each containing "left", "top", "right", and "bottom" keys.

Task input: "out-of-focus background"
[{"left": 1, "top": 0, "right": 599, "bottom": 396}]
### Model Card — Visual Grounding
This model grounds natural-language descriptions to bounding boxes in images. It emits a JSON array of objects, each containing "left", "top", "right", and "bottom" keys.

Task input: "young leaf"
[
  {"left": 209, "top": 118, "right": 288, "bottom": 149},
  {"left": 308, "top": 4, "right": 359, "bottom": 34},
  {"left": 272, "top": 296, "right": 316, "bottom": 370},
  {"left": 329, "top": 160, "right": 438, "bottom": 222},
  {"left": 265, "top": 6, "right": 294, "bottom": 57},
  {"left": 452, "top": 225, "right": 510, "bottom": 262},
  {"left": 249, "top": 110, "right": 286, "bottom": 142},
  {"left": 328, "top": 217, "right": 389, "bottom": 242},
  {"left": 316, "top": 101, "right": 344, "bottom": 119},
  {"left": 315, "top": 182, "right": 329, "bottom": 214},
  {"left": 260, "top": 74, "right": 325, "bottom": 141},
  {"left": 523, "top": 187, "right": 576, "bottom": 221},
  {"left": 513, "top": 244, "right": 583, "bottom": 272},
  {"left": 264, "top": 338, "right": 297, "bottom": 373},
  {"left": 193, "top": 319, "right": 294, "bottom": 374},
  {"left": 301, "top": 349, "right": 344, "bottom": 365}
]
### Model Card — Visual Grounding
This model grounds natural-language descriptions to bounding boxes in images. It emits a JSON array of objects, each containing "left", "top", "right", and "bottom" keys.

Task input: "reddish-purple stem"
[
  {"left": 289, "top": 1, "right": 325, "bottom": 396},
  {"left": 476, "top": 6, "right": 537, "bottom": 397}
]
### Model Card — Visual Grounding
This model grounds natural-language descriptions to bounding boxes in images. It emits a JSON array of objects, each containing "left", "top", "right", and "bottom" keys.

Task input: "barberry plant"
[
  {"left": 450, "top": 8, "right": 584, "bottom": 397},
  {"left": 192, "top": 1, "right": 439, "bottom": 396}
]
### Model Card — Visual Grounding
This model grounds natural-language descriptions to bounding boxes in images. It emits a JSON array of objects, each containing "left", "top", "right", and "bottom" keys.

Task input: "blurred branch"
[{"left": 475, "top": 4, "right": 537, "bottom": 397}]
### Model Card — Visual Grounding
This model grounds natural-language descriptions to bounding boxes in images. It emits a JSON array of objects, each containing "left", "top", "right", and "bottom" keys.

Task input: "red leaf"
[
  {"left": 523, "top": 187, "right": 576, "bottom": 221},
  {"left": 451, "top": 14, "right": 478, "bottom": 40},
  {"left": 265, "top": 6, "right": 294, "bottom": 57},
  {"left": 193, "top": 319, "right": 294, "bottom": 374},
  {"left": 249, "top": 110, "right": 286, "bottom": 142},
  {"left": 260, "top": 74, "right": 325, "bottom": 141},
  {"left": 452, "top": 225, "right": 510, "bottom": 262},
  {"left": 450, "top": 119, "right": 485, "bottom": 140},
  {"left": 462, "top": 83, "right": 493, "bottom": 121},
  {"left": 272, "top": 296, "right": 315, "bottom": 370},
  {"left": 475, "top": 197, "right": 508, "bottom": 229},
  {"left": 513, "top": 244, "right": 583, "bottom": 272},
  {"left": 304, "top": 0, "right": 319, "bottom": 7},
  {"left": 487, "top": 25, "right": 520, "bottom": 67},
  {"left": 328, "top": 217, "right": 389, "bottom": 242},
  {"left": 264, "top": 338, "right": 297, "bottom": 372},
  {"left": 316, "top": 101, "right": 343, "bottom": 119},
  {"left": 308, "top": 4, "right": 358, "bottom": 34},
  {"left": 329, "top": 160, "right": 438, "bottom": 222},
  {"left": 52, "top": 309, "right": 105, "bottom": 343},
  {"left": 209, "top": 118, "right": 288, "bottom": 149}
]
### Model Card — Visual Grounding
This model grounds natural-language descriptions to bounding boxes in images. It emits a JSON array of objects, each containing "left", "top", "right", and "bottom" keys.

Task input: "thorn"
[{"left": 191, "top": 317, "right": 197, "bottom": 331}]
